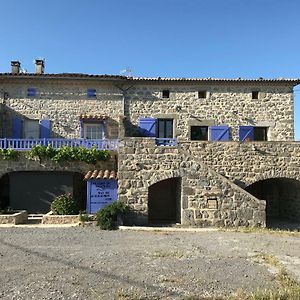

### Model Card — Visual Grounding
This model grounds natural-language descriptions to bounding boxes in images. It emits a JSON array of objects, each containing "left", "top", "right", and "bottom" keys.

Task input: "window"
[
  {"left": 23, "top": 120, "right": 39, "bottom": 139},
  {"left": 87, "top": 89, "right": 96, "bottom": 98},
  {"left": 162, "top": 90, "right": 170, "bottom": 98},
  {"left": 252, "top": 91, "right": 259, "bottom": 99},
  {"left": 198, "top": 91, "right": 207, "bottom": 99},
  {"left": 157, "top": 119, "right": 173, "bottom": 138},
  {"left": 190, "top": 126, "right": 208, "bottom": 141},
  {"left": 27, "top": 88, "right": 36, "bottom": 97},
  {"left": 254, "top": 127, "right": 268, "bottom": 141},
  {"left": 83, "top": 123, "right": 105, "bottom": 139}
]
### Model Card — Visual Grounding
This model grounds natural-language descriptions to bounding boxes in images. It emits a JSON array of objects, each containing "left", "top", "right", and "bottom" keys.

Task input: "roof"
[
  {"left": 0, "top": 72, "right": 299, "bottom": 85},
  {"left": 84, "top": 170, "right": 117, "bottom": 180}
]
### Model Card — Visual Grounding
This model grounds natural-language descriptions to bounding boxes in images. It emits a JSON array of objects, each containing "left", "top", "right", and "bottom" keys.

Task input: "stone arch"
[
  {"left": 244, "top": 173, "right": 300, "bottom": 188},
  {"left": 245, "top": 177, "right": 300, "bottom": 228}
]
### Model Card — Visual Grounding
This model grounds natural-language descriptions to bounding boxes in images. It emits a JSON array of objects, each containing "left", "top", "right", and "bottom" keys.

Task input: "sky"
[{"left": 0, "top": 0, "right": 299, "bottom": 139}]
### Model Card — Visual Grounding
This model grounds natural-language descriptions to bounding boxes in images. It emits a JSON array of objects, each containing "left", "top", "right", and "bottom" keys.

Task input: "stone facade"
[
  {"left": 0, "top": 72, "right": 299, "bottom": 227},
  {"left": 0, "top": 76, "right": 296, "bottom": 142},
  {"left": 118, "top": 138, "right": 300, "bottom": 226}
]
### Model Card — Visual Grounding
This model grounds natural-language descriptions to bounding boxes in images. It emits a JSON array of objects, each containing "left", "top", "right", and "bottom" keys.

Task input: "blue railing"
[
  {"left": 155, "top": 138, "right": 177, "bottom": 146},
  {"left": 0, "top": 138, "right": 118, "bottom": 150}
]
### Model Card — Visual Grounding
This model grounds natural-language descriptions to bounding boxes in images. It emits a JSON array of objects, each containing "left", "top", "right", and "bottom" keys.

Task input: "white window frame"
[{"left": 83, "top": 123, "right": 105, "bottom": 139}]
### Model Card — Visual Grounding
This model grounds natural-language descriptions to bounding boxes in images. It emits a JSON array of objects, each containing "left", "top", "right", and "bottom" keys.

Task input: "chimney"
[
  {"left": 11, "top": 61, "right": 21, "bottom": 74},
  {"left": 35, "top": 59, "right": 45, "bottom": 74}
]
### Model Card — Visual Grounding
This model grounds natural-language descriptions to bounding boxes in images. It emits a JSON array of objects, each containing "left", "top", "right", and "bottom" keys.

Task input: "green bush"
[
  {"left": 79, "top": 210, "right": 94, "bottom": 222},
  {"left": 0, "top": 149, "right": 19, "bottom": 160},
  {"left": 51, "top": 193, "right": 79, "bottom": 215},
  {"left": 28, "top": 145, "right": 110, "bottom": 164},
  {"left": 96, "top": 201, "right": 128, "bottom": 230}
]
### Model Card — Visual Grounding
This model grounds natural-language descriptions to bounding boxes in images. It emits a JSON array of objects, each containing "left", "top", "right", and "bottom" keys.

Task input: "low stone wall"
[
  {"left": 42, "top": 212, "right": 80, "bottom": 224},
  {"left": 0, "top": 210, "right": 28, "bottom": 224}
]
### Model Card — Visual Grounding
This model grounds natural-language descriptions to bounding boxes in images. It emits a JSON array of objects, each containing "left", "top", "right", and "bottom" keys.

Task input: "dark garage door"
[{"left": 9, "top": 172, "right": 74, "bottom": 213}]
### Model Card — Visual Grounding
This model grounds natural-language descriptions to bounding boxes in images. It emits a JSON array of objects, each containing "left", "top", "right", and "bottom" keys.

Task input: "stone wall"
[
  {"left": 118, "top": 138, "right": 267, "bottom": 226},
  {"left": 0, "top": 79, "right": 295, "bottom": 141},
  {"left": 124, "top": 83, "right": 294, "bottom": 141},
  {"left": 0, "top": 79, "right": 123, "bottom": 138},
  {"left": 118, "top": 138, "right": 300, "bottom": 226},
  {"left": 180, "top": 141, "right": 300, "bottom": 187}
]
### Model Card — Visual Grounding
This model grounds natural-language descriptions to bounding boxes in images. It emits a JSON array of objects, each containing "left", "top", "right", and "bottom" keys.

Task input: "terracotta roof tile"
[
  {"left": 84, "top": 170, "right": 117, "bottom": 180},
  {"left": 79, "top": 114, "right": 107, "bottom": 121},
  {"left": 0, "top": 73, "right": 299, "bottom": 85}
]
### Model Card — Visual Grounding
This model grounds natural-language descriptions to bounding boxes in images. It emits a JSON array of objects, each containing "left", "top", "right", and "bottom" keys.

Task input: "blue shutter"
[
  {"left": 87, "top": 89, "right": 96, "bottom": 98},
  {"left": 210, "top": 126, "right": 230, "bottom": 141},
  {"left": 12, "top": 117, "right": 22, "bottom": 138},
  {"left": 27, "top": 88, "right": 36, "bottom": 97},
  {"left": 239, "top": 126, "right": 254, "bottom": 141},
  {"left": 40, "top": 119, "right": 51, "bottom": 138},
  {"left": 138, "top": 118, "right": 157, "bottom": 137}
]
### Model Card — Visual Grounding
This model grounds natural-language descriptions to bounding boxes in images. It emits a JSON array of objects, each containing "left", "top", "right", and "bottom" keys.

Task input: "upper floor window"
[
  {"left": 83, "top": 123, "right": 105, "bottom": 139},
  {"left": 87, "top": 89, "right": 96, "bottom": 98},
  {"left": 27, "top": 88, "right": 36, "bottom": 97},
  {"left": 162, "top": 90, "right": 170, "bottom": 98},
  {"left": 157, "top": 119, "right": 173, "bottom": 138},
  {"left": 191, "top": 126, "right": 208, "bottom": 141},
  {"left": 198, "top": 91, "right": 207, "bottom": 99},
  {"left": 254, "top": 127, "right": 268, "bottom": 141},
  {"left": 252, "top": 91, "right": 259, "bottom": 99}
]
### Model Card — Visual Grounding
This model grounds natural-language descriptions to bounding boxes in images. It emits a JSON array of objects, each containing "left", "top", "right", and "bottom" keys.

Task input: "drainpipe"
[{"left": 115, "top": 84, "right": 133, "bottom": 138}]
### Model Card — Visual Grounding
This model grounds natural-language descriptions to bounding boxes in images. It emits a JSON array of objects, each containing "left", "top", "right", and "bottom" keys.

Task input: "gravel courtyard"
[{"left": 0, "top": 226, "right": 299, "bottom": 300}]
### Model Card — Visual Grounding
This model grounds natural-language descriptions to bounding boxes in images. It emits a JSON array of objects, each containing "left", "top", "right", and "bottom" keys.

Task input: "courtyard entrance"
[
  {"left": 148, "top": 177, "right": 181, "bottom": 224},
  {"left": 245, "top": 178, "right": 300, "bottom": 229}
]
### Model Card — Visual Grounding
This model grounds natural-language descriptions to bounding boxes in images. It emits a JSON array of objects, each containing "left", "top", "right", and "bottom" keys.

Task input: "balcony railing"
[
  {"left": 0, "top": 138, "right": 119, "bottom": 151},
  {"left": 155, "top": 138, "right": 177, "bottom": 146}
]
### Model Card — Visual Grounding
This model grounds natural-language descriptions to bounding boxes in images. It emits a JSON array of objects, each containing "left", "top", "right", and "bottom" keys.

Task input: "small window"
[
  {"left": 252, "top": 91, "right": 259, "bottom": 99},
  {"left": 190, "top": 126, "right": 208, "bottom": 141},
  {"left": 198, "top": 91, "right": 207, "bottom": 99},
  {"left": 254, "top": 127, "right": 268, "bottom": 141},
  {"left": 27, "top": 88, "right": 36, "bottom": 97},
  {"left": 84, "top": 123, "right": 105, "bottom": 139},
  {"left": 87, "top": 89, "right": 96, "bottom": 98},
  {"left": 162, "top": 90, "right": 170, "bottom": 98}
]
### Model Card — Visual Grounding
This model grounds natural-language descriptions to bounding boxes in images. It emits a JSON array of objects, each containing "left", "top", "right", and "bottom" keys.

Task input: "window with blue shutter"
[
  {"left": 239, "top": 126, "right": 254, "bottom": 141},
  {"left": 210, "top": 125, "right": 230, "bottom": 141},
  {"left": 12, "top": 117, "right": 23, "bottom": 138},
  {"left": 138, "top": 118, "right": 157, "bottom": 137},
  {"left": 40, "top": 119, "right": 51, "bottom": 138},
  {"left": 87, "top": 89, "right": 96, "bottom": 98},
  {"left": 27, "top": 88, "right": 36, "bottom": 97}
]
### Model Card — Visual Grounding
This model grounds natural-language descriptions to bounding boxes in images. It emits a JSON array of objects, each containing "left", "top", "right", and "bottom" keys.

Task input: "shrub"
[
  {"left": 51, "top": 193, "right": 79, "bottom": 215},
  {"left": 96, "top": 201, "right": 128, "bottom": 230},
  {"left": 79, "top": 210, "right": 94, "bottom": 222},
  {"left": 28, "top": 145, "right": 110, "bottom": 164},
  {"left": 0, "top": 149, "right": 19, "bottom": 160}
]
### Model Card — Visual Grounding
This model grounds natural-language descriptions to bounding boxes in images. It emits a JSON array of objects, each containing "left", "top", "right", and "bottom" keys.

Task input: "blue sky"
[{"left": 0, "top": 0, "right": 299, "bottom": 139}]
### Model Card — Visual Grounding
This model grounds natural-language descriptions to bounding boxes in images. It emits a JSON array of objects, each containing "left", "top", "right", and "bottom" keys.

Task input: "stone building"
[{"left": 0, "top": 59, "right": 299, "bottom": 227}]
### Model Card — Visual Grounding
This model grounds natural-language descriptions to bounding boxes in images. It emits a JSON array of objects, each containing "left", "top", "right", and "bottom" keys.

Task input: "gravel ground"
[{"left": 0, "top": 226, "right": 299, "bottom": 300}]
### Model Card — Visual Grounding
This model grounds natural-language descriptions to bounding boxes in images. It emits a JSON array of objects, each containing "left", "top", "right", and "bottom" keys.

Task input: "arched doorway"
[
  {"left": 0, "top": 171, "right": 86, "bottom": 214},
  {"left": 148, "top": 177, "right": 181, "bottom": 224},
  {"left": 245, "top": 178, "right": 300, "bottom": 229}
]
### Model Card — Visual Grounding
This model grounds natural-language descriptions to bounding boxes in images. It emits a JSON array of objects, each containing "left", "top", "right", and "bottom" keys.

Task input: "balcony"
[{"left": 0, "top": 138, "right": 118, "bottom": 151}]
